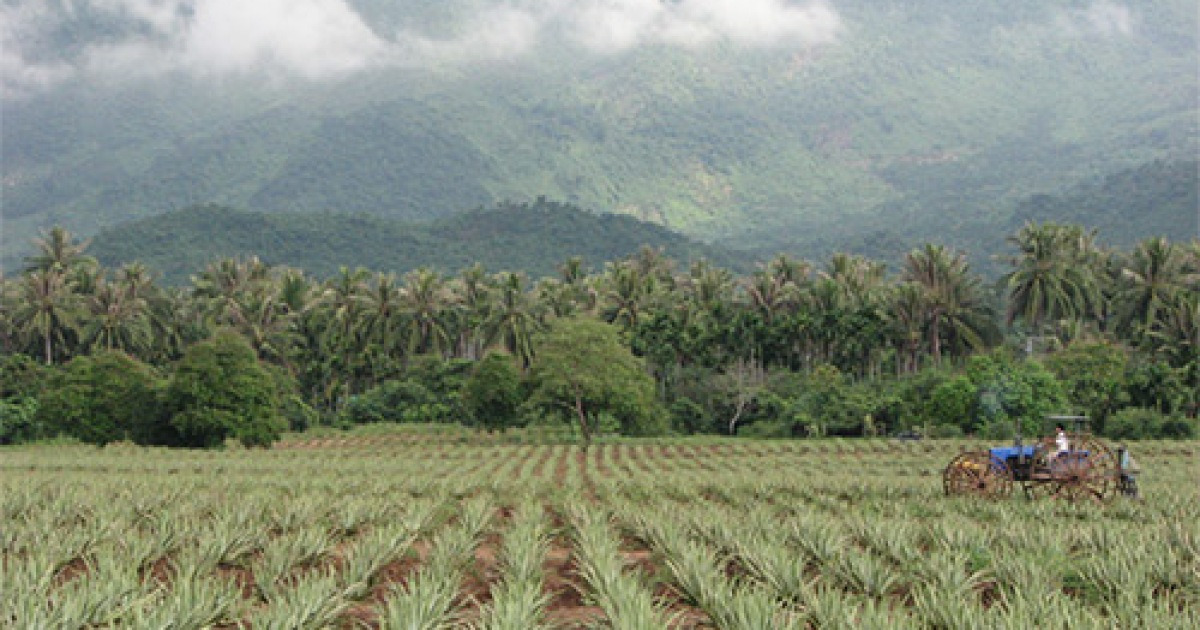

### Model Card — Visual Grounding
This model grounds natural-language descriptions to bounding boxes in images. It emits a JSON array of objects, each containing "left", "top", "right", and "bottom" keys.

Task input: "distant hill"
[
  {"left": 1006, "top": 159, "right": 1199, "bottom": 247},
  {"left": 88, "top": 200, "right": 751, "bottom": 284}
]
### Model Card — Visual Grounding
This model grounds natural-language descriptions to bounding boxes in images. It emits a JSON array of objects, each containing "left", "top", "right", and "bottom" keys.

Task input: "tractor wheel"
[
  {"left": 944, "top": 451, "right": 1013, "bottom": 499},
  {"left": 1029, "top": 436, "right": 1118, "bottom": 503}
]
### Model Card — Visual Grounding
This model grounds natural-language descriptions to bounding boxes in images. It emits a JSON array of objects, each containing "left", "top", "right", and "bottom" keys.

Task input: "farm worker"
[{"left": 1054, "top": 425, "right": 1069, "bottom": 456}]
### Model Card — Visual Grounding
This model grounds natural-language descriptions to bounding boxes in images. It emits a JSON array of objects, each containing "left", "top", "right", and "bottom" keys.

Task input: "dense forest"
[
  {"left": 87, "top": 200, "right": 749, "bottom": 285},
  {"left": 2, "top": 224, "right": 1196, "bottom": 448}
]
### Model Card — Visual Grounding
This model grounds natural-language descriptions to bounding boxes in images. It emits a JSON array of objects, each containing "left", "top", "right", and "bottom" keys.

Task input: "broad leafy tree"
[
  {"left": 163, "top": 330, "right": 285, "bottom": 447},
  {"left": 527, "top": 317, "right": 664, "bottom": 446}
]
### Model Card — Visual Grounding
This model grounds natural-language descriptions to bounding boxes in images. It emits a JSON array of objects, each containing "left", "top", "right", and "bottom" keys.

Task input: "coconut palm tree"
[
  {"left": 191, "top": 256, "right": 271, "bottom": 327},
  {"left": 600, "top": 262, "right": 648, "bottom": 330},
  {"left": 1003, "top": 222, "right": 1103, "bottom": 335},
  {"left": 12, "top": 269, "right": 82, "bottom": 364},
  {"left": 356, "top": 272, "right": 404, "bottom": 377},
  {"left": 80, "top": 277, "right": 152, "bottom": 356},
  {"left": 400, "top": 268, "right": 452, "bottom": 357},
  {"left": 24, "top": 226, "right": 96, "bottom": 275},
  {"left": 448, "top": 263, "right": 492, "bottom": 360},
  {"left": 902, "top": 243, "right": 992, "bottom": 364},
  {"left": 889, "top": 282, "right": 927, "bottom": 374},
  {"left": 1114, "top": 237, "right": 1187, "bottom": 343},
  {"left": 483, "top": 272, "right": 541, "bottom": 367}
]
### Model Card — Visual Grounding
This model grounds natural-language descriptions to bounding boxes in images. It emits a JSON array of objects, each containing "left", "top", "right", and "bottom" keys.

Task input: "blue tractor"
[{"left": 944, "top": 415, "right": 1139, "bottom": 502}]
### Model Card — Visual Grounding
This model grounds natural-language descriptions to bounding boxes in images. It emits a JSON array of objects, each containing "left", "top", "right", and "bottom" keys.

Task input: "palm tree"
[
  {"left": 537, "top": 278, "right": 578, "bottom": 319},
  {"left": 116, "top": 262, "right": 155, "bottom": 302},
  {"left": 483, "top": 272, "right": 541, "bottom": 367},
  {"left": 191, "top": 256, "right": 271, "bottom": 327},
  {"left": 745, "top": 262, "right": 799, "bottom": 323},
  {"left": 24, "top": 226, "right": 96, "bottom": 275},
  {"left": 1114, "top": 237, "right": 1186, "bottom": 343},
  {"left": 359, "top": 272, "right": 404, "bottom": 372},
  {"left": 0, "top": 274, "right": 19, "bottom": 353},
  {"left": 80, "top": 277, "right": 152, "bottom": 355},
  {"left": 400, "top": 268, "right": 452, "bottom": 357},
  {"left": 684, "top": 260, "right": 734, "bottom": 312},
  {"left": 889, "top": 282, "right": 926, "bottom": 374},
  {"left": 448, "top": 263, "right": 492, "bottom": 360},
  {"left": 12, "top": 269, "right": 82, "bottom": 364},
  {"left": 1003, "top": 222, "right": 1103, "bottom": 335},
  {"left": 314, "top": 266, "right": 371, "bottom": 403},
  {"left": 819, "top": 253, "right": 887, "bottom": 309},
  {"left": 600, "top": 262, "right": 648, "bottom": 330},
  {"left": 902, "top": 244, "right": 991, "bottom": 364}
]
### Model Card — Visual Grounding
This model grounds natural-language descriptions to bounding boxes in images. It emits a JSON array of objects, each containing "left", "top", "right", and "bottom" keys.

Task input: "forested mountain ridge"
[
  {"left": 85, "top": 159, "right": 1198, "bottom": 283},
  {"left": 2, "top": 0, "right": 1196, "bottom": 272},
  {"left": 87, "top": 200, "right": 750, "bottom": 284}
]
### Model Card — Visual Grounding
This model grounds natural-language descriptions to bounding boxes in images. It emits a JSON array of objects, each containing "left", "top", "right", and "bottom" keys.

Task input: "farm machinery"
[{"left": 944, "top": 415, "right": 1139, "bottom": 502}]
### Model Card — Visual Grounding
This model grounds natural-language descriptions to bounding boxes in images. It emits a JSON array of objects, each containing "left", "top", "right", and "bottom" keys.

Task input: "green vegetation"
[
  {"left": 1, "top": 433, "right": 1196, "bottom": 626},
  {"left": 2, "top": 223, "right": 1196, "bottom": 448},
  {"left": 161, "top": 331, "right": 286, "bottom": 448},
  {"left": 85, "top": 200, "right": 747, "bottom": 285},
  {"left": 527, "top": 317, "right": 665, "bottom": 445}
]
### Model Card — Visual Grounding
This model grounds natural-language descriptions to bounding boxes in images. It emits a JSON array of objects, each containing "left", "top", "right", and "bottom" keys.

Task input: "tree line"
[{"left": 2, "top": 223, "right": 1197, "bottom": 447}]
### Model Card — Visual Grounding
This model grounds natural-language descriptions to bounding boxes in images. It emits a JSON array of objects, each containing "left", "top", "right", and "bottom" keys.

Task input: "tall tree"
[
  {"left": 24, "top": 226, "right": 96, "bottom": 275},
  {"left": 12, "top": 270, "right": 82, "bottom": 364},
  {"left": 902, "top": 244, "right": 992, "bottom": 364},
  {"left": 400, "top": 268, "right": 452, "bottom": 357},
  {"left": 1114, "top": 237, "right": 1186, "bottom": 343},
  {"left": 483, "top": 272, "right": 540, "bottom": 367},
  {"left": 80, "top": 277, "right": 152, "bottom": 356},
  {"left": 1003, "top": 222, "right": 1103, "bottom": 335}
]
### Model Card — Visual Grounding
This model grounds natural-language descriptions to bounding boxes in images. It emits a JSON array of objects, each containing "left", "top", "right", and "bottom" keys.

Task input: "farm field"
[{"left": 2, "top": 430, "right": 1197, "bottom": 628}]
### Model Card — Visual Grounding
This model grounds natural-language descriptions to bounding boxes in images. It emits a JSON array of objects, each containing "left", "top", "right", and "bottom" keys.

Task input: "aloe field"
[{"left": 3, "top": 429, "right": 1197, "bottom": 628}]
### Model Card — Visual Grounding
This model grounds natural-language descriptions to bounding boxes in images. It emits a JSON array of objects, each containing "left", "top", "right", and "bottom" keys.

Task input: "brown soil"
[
  {"left": 553, "top": 448, "right": 570, "bottom": 482},
  {"left": 543, "top": 542, "right": 605, "bottom": 628},
  {"left": 617, "top": 537, "right": 713, "bottom": 629},
  {"left": 593, "top": 445, "right": 612, "bottom": 477},
  {"left": 214, "top": 564, "right": 258, "bottom": 600},
  {"left": 50, "top": 556, "right": 91, "bottom": 589},
  {"left": 576, "top": 450, "right": 598, "bottom": 502}
]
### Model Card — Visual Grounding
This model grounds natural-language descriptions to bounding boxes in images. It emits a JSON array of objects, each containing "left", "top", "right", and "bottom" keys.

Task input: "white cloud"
[
  {"left": 1053, "top": 2, "right": 1136, "bottom": 38},
  {"left": 178, "top": 0, "right": 387, "bottom": 78},
  {"left": 1, "top": 0, "right": 842, "bottom": 97},
  {"left": 395, "top": 5, "right": 544, "bottom": 62},
  {"left": 1083, "top": 2, "right": 1133, "bottom": 36},
  {"left": 559, "top": 0, "right": 841, "bottom": 53}
]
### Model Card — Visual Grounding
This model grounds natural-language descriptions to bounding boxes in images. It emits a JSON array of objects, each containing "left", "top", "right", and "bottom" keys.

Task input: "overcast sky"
[
  {"left": 1, "top": 1, "right": 1138, "bottom": 99},
  {"left": 1, "top": 1, "right": 842, "bottom": 96}
]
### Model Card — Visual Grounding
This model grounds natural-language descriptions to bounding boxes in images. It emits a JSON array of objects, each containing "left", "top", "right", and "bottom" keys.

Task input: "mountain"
[
  {"left": 3, "top": 1, "right": 1196, "bottom": 272},
  {"left": 87, "top": 200, "right": 750, "bottom": 284},
  {"left": 1006, "top": 159, "right": 1199, "bottom": 248}
]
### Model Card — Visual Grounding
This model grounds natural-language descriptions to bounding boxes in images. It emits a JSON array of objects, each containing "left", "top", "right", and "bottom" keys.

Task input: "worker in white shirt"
[{"left": 1054, "top": 425, "right": 1069, "bottom": 456}]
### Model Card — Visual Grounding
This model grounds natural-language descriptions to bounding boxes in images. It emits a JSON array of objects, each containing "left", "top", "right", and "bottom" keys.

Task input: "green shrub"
[
  {"left": 528, "top": 317, "right": 666, "bottom": 441},
  {"left": 162, "top": 331, "right": 285, "bottom": 448},
  {"left": 927, "top": 424, "right": 965, "bottom": 438},
  {"left": 1043, "top": 341, "right": 1128, "bottom": 431},
  {"left": 926, "top": 376, "right": 975, "bottom": 431},
  {"left": 462, "top": 352, "right": 524, "bottom": 431},
  {"left": 0, "top": 397, "right": 40, "bottom": 445},
  {"left": 342, "top": 380, "right": 456, "bottom": 425},
  {"left": 739, "top": 418, "right": 792, "bottom": 439},
  {"left": 1106, "top": 407, "right": 1197, "bottom": 440},
  {"left": 35, "top": 351, "right": 162, "bottom": 446}
]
